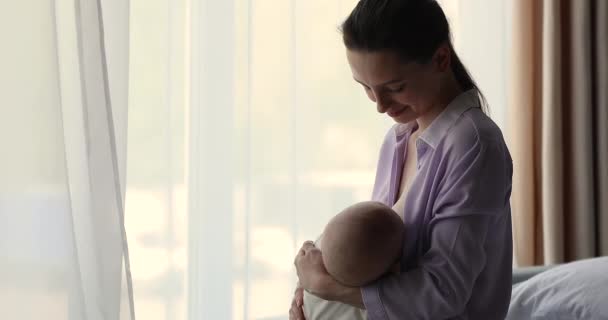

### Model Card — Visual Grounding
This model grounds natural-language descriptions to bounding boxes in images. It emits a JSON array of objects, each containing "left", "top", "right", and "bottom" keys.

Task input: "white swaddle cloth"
[{"left": 303, "top": 290, "right": 367, "bottom": 320}]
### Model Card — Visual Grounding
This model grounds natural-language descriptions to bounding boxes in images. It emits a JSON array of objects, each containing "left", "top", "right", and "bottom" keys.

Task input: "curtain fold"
[
  {"left": 565, "top": 0, "right": 594, "bottom": 260},
  {"left": 509, "top": 0, "right": 542, "bottom": 266},
  {"left": 540, "top": 0, "right": 564, "bottom": 264},
  {"left": 0, "top": 0, "right": 132, "bottom": 318},
  {"left": 596, "top": 0, "right": 608, "bottom": 257},
  {"left": 57, "top": 0, "right": 134, "bottom": 318},
  {"left": 187, "top": 0, "right": 235, "bottom": 318},
  {"left": 510, "top": 0, "right": 608, "bottom": 266}
]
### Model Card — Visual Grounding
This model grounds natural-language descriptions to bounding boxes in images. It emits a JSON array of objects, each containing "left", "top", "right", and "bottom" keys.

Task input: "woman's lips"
[{"left": 387, "top": 107, "right": 406, "bottom": 118}]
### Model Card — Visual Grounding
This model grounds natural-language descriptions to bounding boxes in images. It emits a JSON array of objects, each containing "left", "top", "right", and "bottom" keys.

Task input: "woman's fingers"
[
  {"left": 295, "top": 286, "right": 304, "bottom": 308},
  {"left": 302, "top": 240, "right": 315, "bottom": 252},
  {"left": 290, "top": 285, "right": 306, "bottom": 320},
  {"left": 298, "top": 241, "right": 314, "bottom": 255},
  {"left": 289, "top": 296, "right": 306, "bottom": 320},
  {"left": 295, "top": 306, "right": 305, "bottom": 320},
  {"left": 290, "top": 298, "right": 297, "bottom": 319},
  {"left": 291, "top": 304, "right": 305, "bottom": 320},
  {"left": 294, "top": 240, "right": 316, "bottom": 265}
]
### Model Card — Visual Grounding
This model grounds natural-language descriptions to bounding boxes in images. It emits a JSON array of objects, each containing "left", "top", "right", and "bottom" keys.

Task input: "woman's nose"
[{"left": 375, "top": 93, "right": 390, "bottom": 113}]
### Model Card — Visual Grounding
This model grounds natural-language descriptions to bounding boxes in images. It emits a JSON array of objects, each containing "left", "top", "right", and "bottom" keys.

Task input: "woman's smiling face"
[{"left": 346, "top": 49, "right": 446, "bottom": 125}]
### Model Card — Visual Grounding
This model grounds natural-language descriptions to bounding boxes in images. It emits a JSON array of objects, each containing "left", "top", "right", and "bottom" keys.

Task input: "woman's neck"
[{"left": 416, "top": 75, "right": 464, "bottom": 132}]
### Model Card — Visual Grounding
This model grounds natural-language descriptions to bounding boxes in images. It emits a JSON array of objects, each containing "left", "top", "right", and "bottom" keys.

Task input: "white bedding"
[{"left": 507, "top": 257, "right": 608, "bottom": 319}]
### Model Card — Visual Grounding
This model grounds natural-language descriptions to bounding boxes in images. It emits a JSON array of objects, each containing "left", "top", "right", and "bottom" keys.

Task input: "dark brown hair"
[{"left": 341, "top": 0, "right": 487, "bottom": 109}]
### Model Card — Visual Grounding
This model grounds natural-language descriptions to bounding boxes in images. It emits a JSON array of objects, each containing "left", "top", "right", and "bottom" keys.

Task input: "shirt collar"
[
  {"left": 393, "top": 121, "right": 417, "bottom": 138},
  {"left": 418, "top": 89, "right": 480, "bottom": 149}
]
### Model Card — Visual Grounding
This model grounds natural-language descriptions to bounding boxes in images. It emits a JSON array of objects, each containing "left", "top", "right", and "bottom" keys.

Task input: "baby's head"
[{"left": 321, "top": 201, "right": 403, "bottom": 287}]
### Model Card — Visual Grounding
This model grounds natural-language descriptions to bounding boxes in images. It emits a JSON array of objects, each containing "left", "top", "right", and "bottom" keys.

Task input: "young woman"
[{"left": 291, "top": 0, "right": 513, "bottom": 319}]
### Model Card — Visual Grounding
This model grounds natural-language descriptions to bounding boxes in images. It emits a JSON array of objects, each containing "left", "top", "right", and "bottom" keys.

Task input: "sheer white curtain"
[
  {"left": 126, "top": 0, "right": 391, "bottom": 319},
  {"left": 0, "top": 0, "right": 133, "bottom": 319},
  {"left": 126, "top": 1, "right": 511, "bottom": 319}
]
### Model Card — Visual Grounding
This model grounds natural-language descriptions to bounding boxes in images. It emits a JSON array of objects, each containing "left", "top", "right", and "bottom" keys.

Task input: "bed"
[{"left": 508, "top": 257, "right": 608, "bottom": 319}]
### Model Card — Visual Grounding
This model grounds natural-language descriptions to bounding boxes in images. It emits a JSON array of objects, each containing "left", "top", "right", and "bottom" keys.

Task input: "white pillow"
[{"left": 507, "top": 257, "right": 608, "bottom": 320}]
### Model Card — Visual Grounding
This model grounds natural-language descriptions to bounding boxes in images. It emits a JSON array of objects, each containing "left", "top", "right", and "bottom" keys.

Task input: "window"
[{"left": 125, "top": 1, "right": 510, "bottom": 319}]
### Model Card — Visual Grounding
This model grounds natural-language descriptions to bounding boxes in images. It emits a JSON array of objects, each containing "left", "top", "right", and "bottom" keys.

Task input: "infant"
[{"left": 303, "top": 201, "right": 404, "bottom": 320}]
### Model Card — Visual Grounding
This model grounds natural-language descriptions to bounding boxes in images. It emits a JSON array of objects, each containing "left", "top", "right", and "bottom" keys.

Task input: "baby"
[{"left": 303, "top": 201, "right": 404, "bottom": 320}]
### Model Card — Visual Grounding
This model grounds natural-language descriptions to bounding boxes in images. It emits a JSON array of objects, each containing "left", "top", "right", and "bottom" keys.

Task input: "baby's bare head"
[{"left": 321, "top": 201, "right": 403, "bottom": 287}]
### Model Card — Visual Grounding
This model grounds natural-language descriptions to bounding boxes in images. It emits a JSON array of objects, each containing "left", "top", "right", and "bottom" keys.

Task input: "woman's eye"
[{"left": 388, "top": 85, "right": 405, "bottom": 93}]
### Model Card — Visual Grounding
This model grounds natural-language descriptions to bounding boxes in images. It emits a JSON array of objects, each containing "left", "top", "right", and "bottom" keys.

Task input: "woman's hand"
[
  {"left": 289, "top": 285, "right": 305, "bottom": 320},
  {"left": 293, "top": 241, "right": 334, "bottom": 299},
  {"left": 294, "top": 240, "right": 366, "bottom": 308}
]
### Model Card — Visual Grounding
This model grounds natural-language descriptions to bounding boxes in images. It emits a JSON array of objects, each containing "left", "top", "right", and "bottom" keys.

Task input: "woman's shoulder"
[
  {"left": 453, "top": 108, "right": 504, "bottom": 142},
  {"left": 418, "top": 90, "right": 507, "bottom": 156},
  {"left": 439, "top": 108, "right": 509, "bottom": 160}
]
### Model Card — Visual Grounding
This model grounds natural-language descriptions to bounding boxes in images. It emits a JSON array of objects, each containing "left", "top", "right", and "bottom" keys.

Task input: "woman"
[{"left": 291, "top": 0, "right": 513, "bottom": 319}]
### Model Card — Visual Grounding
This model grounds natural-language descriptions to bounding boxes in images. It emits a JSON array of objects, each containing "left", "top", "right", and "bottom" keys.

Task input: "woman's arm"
[
  {"left": 294, "top": 215, "right": 495, "bottom": 317},
  {"left": 300, "top": 139, "right": 512, "bottom": 319},
  {"left": 362, "top": 214, "right": 498, "bottom": 319},
  {"left": 363, "top": 140, "right": 512, "bottom": 320},
  {"left": 334, "top": 284, "right": 365, "bottom": 309}
]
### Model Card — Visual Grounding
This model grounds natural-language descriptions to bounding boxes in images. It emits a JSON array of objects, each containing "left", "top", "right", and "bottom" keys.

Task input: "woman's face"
[{"left": 346, "top": 49, "right": 447, "bottom": 125}]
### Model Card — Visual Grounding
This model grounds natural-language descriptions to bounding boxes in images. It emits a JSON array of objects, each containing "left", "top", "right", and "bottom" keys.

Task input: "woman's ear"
[{"left": 433, "top": 43, "right": 451, "bottom": 72}]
